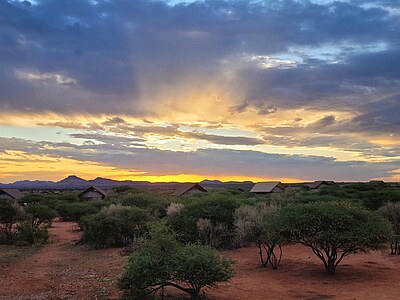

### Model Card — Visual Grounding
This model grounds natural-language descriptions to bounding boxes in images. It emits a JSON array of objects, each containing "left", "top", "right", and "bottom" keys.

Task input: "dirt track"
[
  {"left": 0, "top": 221, "right": 125, "bottom": 300},
  {"left": 1, "top": 221, "right": 400, "bottom": 299}
]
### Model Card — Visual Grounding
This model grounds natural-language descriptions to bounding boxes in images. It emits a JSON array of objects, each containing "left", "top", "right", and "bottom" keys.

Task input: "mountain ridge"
[{"left": 0, "top": 175, "right": 254, "bottom": 190}]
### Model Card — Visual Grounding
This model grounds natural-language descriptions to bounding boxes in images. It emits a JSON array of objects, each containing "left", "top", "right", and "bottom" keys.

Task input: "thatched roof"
[
  {"left": 172, "top": 183, "right": 207, "bottom": 197},
  {"left": 250, "top": 182, "right": 284, "bottom": 193},
  {"left": 80, "top": 186, "right": 107, "bottom": 198},
  {"left": 0, "top": 188, "right": 25, "bottom": 200}
]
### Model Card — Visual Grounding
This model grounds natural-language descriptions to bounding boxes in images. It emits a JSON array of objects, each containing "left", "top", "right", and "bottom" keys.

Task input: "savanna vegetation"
[{"left": 1, "top": 181, "right": 399, "bottom": 298}]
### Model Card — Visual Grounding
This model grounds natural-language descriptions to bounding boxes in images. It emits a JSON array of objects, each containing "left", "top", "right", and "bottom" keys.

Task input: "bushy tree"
[
  {"left": 168, "top": 196, "right": 240, "bottom": 247},
  {"left": 0, "top": 202, "right": 24, "bottom": 243},
  {"left": 378, "top": 202, "right": 400, "bottom": 254},
  {"left": 196, "top": 218, "right": 230, "bottom": 248},
  {"left": 234, "top": 205, "right": 261, "bottom": 247},
  {"left": 56, "top": 202, "right": 100, "bottom": 221},
  {"left": 174, "top": 244, "right": 234, "bottom": 298},
  {"left": 118, "top": 192, "right": 169, "bottom": 217},
  {"left": 26, "top": 203, "right": 57, "bottom": 230},
  {"left": 234, "top": 203, "right": 284, "bottom": 269},
  {"left": 280, "top": 202, "right": 392, "bottom": 274},
  {"left": 80, "top": 205, "right": 151, "bottom": 248},
  {"left": 120, "top": 222, "right": 234, "bottom": 299}
]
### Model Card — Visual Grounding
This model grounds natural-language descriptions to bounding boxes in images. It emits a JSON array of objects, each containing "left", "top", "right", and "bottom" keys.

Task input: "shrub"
[
  {"left": 118, "top": 193, "right": 169, "bottom": 217},
  {"left": 120, "top": 222, "right": 234, "bottom": 299},
  {"left": 378, "top": 202, "right": 400, "bottom": 254},
  {"left": 16, "top": 221, "right": 49, "bottom": 244},
  {"left": 234, "top": 205, "right": 261, "bottom": 247},
  {"left": 234, "top": 203, "right": 284, "bottom": 269},
  {"left": 26, "top": 203, "right": 57, "bottom": 230},
  {"left": 166, "top": 202, "right": 185, "bottom": 216},
  {"left": 196, "top": 218, "right": 231, "bottom": 249},
  {"left": 280, "top": 202, "right": 393, "bottom": 274},
  {"left": 0, "top": 202, "right": 24, "bottom": 244},
  {"left": 113, "top": 186, "right": 140, "bottom": 194},
  {"left": 80, "top": 205, "right": 151, "bottom": 248},
  {"left": 168, "top": 196, "right": 240, "bottom": 247},
  {"left": 56, "top": 202, "right": 100, "bottom": 221}
]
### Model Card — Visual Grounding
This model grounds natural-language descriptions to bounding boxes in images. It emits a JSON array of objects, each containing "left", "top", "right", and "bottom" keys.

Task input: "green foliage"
[
  {"left": 378, "top": 202, "right": 400, "bottom": 254},
  {"left": 120, "top": 223, "right": 234, "bottom": 299},
  {"left": 279, "top": 202, "right": 393, "bottom": 274},
  {"left": 168, "top": 195, "right": 240, "bottom": 247},
  {"left": 16, "top": 222, "right": 49, "bottom": 244},
  {"left": 297, "top": 184, "right": 400, "bottom": 210},
  {"left": 0, "top": 202, "right": 23, "bottom": 244},
  {"left": 26, "top": 203, "right": 57, "bottom": 230},
  {"left": 113, "top": 186, "right": 140, "bottom": 194},
  {"left": 80, "top": 205, "right": 151, "bottom": 248},
  {"left": 0, "top": 202, "right": 53, "bottom": 245},
  {"left": 234, "top": 205, "right": 262, "bottom": 247},
  {"left": 117, "top": 192, "right": 169, "bottom": 217},
  {"left": 56, "top": 202, "right": 101, "bottom": 221},
  {"left": 175, "top": 244, "right": 234, "bottom": 297},
  {"left": 234, "top": 203, "right": 284, "bottom": 269}
]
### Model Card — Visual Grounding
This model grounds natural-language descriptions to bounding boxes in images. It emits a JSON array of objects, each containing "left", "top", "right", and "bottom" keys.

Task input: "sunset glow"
[{"left": 0, "top": 0, "right": 399, "bottom": 183}]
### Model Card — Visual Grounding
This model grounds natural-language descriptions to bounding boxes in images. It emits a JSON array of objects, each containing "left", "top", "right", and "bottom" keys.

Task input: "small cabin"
[
  {"left": 172, "top": 183, "right": 207, "bottom": 197},
  {"left": 0, "top": 189, "right": 25, "bottom": 201},
  {"left": 306, "top": 180, "right": 335, "bottom": 190},
  {"left": 80, "top": 186, "right": 107, "bottom": 200},
  {"left": 250, "top": 182, "right": 285, "bottom": 194}
]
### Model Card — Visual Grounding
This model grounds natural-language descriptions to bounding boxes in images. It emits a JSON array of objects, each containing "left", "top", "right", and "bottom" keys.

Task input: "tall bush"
[{"left": 80, "top": 205, "right": 151, "bottom": 248}]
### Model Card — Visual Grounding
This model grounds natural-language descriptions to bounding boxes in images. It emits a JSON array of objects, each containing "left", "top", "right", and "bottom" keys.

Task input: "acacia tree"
[
  {"left": 280, "top": 202, "right": 392, "bottom": 275},
  {"left": 378, "top": 202, "right": 400, "bottom": 254}
]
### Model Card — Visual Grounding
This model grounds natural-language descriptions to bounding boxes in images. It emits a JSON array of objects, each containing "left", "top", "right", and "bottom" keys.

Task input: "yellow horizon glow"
[{"left": 0, "top": 150, "right": 303, "bottom": 184}]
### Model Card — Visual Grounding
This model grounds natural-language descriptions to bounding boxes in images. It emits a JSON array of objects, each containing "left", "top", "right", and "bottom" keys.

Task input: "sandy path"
[{"left": 0, "top": 220, "right": 126, "bottom": 300}]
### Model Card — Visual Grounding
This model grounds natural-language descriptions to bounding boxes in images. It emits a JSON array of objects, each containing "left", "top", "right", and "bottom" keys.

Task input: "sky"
[{"left": 0, "top": 0, "right": 399, "bottom": 183}]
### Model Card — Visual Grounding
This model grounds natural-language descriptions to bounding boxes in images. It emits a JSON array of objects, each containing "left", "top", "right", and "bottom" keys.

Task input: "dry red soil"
[{"left": 1, "top": 221, "right": 400, "bottom": 300}]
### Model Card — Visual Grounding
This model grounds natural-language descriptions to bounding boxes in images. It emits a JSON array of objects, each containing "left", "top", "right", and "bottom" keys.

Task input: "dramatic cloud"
[{"left": 0, "top": 0, "right": 399, "bottom": 182}]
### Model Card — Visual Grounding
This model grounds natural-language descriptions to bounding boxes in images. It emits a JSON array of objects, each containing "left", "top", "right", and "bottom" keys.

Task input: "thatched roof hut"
[{"left": 80, "top": 186, "right": 107, "bottom": 200}]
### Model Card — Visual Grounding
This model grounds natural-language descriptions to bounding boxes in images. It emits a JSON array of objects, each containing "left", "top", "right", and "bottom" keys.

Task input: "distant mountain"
[
  {"left": 5, "top": 180, "right": 55, "bottom": 189},
  {"left": 0, "top": 175, "right": 254, "bottom": 190},
  {"left": 56, "top": 175, "right": 87, "bottom": 186}
]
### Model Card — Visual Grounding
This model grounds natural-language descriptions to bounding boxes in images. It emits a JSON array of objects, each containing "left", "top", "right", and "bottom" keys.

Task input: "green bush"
[
  {"left": 26, "top": 203, "right": 57, "bottom": 230},
  {"left": 0, "top": 202, "right": 24, "bottom": 244},
  {"left": 117, "top": 192, "right": 169, "bottom": 217},
  {"left": 56, "top": 202, "right": 100, "bottom": 221},
  {"left": 120, "top": 222, "right": 234, "bottom": 299},
  {"left": 80, "top": 205, "right": 151, "bottom": 248},
  {"left": 378, "top": 202, "right": 400, "bottom": 254},
  {"left": 234, "top": 203, "right": 284, "bottom": 269},
  {"left": 16, "top": 222, "right": 49, "bottom": 244},
  {"left": 168, "top": 196, "right": 240, "bottom": 247}
]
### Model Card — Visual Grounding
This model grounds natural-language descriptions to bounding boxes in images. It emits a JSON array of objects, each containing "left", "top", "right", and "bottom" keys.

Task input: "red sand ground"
[{"left": 1, "top": 220, "right": 400, "bottom": 299}]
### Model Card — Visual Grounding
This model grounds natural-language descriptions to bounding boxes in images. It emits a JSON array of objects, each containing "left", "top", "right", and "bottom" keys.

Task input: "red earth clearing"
[{"left": 1, "top": 220, "right": 400, "bottom": 299}]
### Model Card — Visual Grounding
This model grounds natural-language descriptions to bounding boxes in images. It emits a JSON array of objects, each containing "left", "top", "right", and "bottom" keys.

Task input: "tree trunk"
[{"left": 325, "top": 259, "right": 336, "bottom": 275}]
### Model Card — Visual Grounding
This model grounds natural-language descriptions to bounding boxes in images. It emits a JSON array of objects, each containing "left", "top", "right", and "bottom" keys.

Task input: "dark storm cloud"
[{"left": 0, "top": 0, "right": 399, "bottom": 117}]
